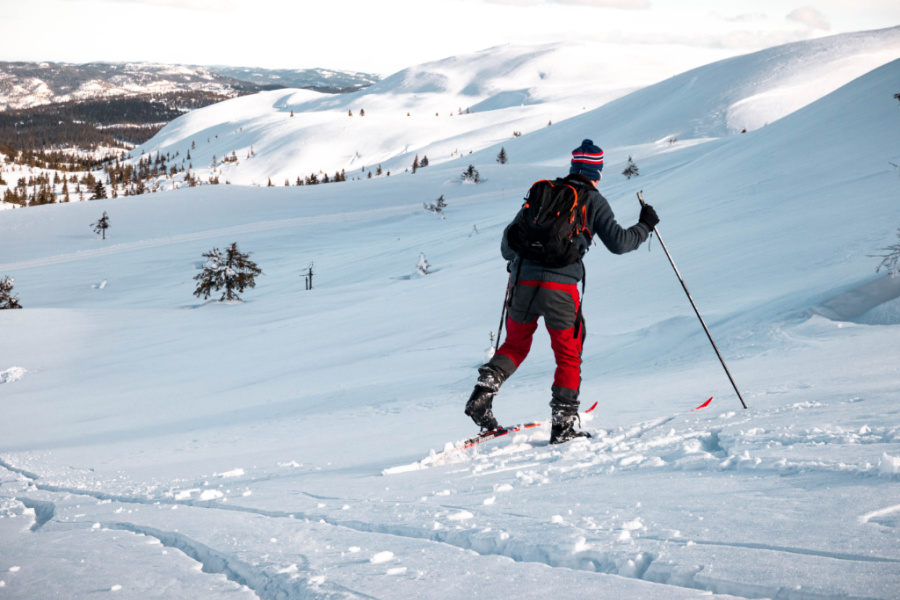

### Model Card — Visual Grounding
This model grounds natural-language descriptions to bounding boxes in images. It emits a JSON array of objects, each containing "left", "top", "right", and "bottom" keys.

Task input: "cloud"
[
  {"left": 483, "top": 0, "right": 651, "bottom": 8},
  {"left": 786, "top": 7, "right": 831, "bottom": 30},
  {"left": 549, "top": 0, "right": 651, "bottom": 7},
  {"left": 719, "top": 12, "right": 769, "bottom": 23},
  {"left": 63, "top": 0, "right": 235, "bottom": 11}
]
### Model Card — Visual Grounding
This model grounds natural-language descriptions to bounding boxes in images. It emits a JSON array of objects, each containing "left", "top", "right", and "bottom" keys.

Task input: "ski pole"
[
  {"left": 638, "top": 191, "right": 748, "bottom": 409},
  {"left": 495, "top": 273, "right": 511, "bottom": 351}
]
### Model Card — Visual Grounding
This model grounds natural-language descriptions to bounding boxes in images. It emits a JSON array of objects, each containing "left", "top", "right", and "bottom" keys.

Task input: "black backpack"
[{"left": 506, "top": 178, "right": 590, "bottom": 267}]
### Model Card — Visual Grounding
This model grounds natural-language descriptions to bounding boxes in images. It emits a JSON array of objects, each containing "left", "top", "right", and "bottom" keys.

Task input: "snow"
[{"left": 1, "top": 28, "right": 900, "bottom": 600}]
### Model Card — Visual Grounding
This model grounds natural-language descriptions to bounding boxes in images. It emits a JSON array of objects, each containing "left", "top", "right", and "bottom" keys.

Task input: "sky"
[{"left": 1, "top": 0, "right": 899, "bottom": 76}]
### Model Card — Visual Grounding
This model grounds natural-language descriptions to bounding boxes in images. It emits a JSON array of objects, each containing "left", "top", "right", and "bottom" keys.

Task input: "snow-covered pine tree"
[
  {"left": 496, "top": 147, "right": 508, "bottom": 164},
  {"left": 92, "top": 211, "right": 110, "bottom": 239},
  {"left": 193, "top": 243, "right": 263, "bottom": 303},
  {"left": 0, "top": 275, "right": 22, "bottom": 309},
  {"left": 424, "top": 194, "right": 447, "bottom": 215},
  {"left": 417, "top": 252, "right": 431, "bottom": 275},
  {"left": 461, "top": 165, "right": 481, "bottom": 183}
]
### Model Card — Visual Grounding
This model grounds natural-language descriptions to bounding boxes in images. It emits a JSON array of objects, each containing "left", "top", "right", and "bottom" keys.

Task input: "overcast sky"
[{"left": 1, "top": 0, "right": 898, "bottom": 75}]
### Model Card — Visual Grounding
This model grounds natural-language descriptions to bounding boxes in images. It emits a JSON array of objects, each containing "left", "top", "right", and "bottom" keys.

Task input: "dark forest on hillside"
[{"left": 0, "top": 91, "right": 249, "bottom": 154}]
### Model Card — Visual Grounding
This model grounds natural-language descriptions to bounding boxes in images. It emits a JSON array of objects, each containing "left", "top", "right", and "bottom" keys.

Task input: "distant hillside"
[
  {"left": 0, "top": 61, "right": 379, "bottom": 154},
  {"left": 0, "top": 62, "right": 379, "bottom": 111},
  {"left": 205, "top": 66, "right": 380, "bottom": 94},
  {"left": 130, "top": 28, "right": 900, "bottom": 188}
]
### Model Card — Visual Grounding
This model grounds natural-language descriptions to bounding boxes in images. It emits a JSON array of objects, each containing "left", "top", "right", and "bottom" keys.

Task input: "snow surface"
[{"left": 1, "top": 29, "right": 900, "bottom": 600}]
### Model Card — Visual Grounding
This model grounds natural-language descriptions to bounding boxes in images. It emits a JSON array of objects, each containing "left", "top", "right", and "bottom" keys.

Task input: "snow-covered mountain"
[
  {"left": 0, "top": 61, "right": 379, "bottom": 110},
  {"left": 1, "top": 28, "right": 900, "bottom": 600},
  {"left": 205, "top": 65, "right": 379, "bottom": 94},
  {"left": 131, "top": 27, "right": 900, "bottom": 188}
]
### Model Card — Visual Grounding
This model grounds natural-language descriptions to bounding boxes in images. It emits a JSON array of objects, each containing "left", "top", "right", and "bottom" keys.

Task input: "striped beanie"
[{"left": 569, "top": 139, "right": 604, "bottom": 181}]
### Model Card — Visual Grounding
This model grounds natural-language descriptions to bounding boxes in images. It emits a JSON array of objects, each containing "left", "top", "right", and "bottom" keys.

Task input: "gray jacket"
[{"left": 501, "top": 174, "right": 650, "bottom": 284}]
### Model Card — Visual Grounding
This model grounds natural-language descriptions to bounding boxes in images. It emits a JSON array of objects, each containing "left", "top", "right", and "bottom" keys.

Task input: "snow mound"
[{"left": 0, "top": 367, "right": 26, "bottom": 384}]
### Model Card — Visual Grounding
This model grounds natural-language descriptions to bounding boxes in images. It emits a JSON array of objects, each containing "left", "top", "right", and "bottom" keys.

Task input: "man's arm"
[{"left": 591, "top": 194, "right": 650, "bottom": 255}]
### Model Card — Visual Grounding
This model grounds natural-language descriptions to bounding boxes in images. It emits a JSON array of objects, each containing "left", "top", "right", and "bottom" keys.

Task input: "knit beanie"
[{"left": 569, "top": 139, "right": 604, "bottom": 181}]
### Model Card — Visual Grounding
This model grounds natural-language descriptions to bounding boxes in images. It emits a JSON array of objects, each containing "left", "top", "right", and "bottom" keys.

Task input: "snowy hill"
[
  {"left": 1, "top": 29, "right": 900, "bottom": 600},
  {"left": 131, "top": 28, "right": 900, "bottom": 189}
]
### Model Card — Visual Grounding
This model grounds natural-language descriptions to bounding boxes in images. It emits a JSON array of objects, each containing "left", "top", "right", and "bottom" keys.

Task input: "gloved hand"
[{"left": 639, "top": 204, "right": 660, "bottom": 230}]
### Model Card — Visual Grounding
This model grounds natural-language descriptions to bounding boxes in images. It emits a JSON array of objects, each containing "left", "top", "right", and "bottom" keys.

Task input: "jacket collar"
[{"left": 565, "top": 173, "right": 597, "bottom": 188}]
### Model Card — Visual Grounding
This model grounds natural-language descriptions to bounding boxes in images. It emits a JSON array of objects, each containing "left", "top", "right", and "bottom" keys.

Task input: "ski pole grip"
[{"left": 637, "top": 190, "right": 646, "bottom": 207}]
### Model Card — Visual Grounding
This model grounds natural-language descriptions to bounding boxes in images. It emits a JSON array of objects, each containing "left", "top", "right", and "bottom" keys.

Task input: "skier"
[{"left": 465, "top": 139, "right": 660, "bottom": 444}]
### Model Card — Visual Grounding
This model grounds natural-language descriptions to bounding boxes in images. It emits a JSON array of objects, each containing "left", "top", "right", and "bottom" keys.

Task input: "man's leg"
[
  {"left": 536, "top": 282, "right": 591, "bottom": 444},
  {"left": 465, "top": 283, "right": 541, "bottom": 430}
]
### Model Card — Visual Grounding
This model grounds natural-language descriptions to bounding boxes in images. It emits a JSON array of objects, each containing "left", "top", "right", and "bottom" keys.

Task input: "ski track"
[
  {"left": 5, "top": 467, "right": 896, "bottom": 600},
  {"left": 3, "top": 400, "right": 898, "bottom": 600},
  {"left": 16, "top": 496, "right": 56, "bottom": 532},
  {"left": 0, "top": 202, "right": 421, "bottom": 272},
  {"left": 104, "top": 523, "right": 374, "bottom": 600}
]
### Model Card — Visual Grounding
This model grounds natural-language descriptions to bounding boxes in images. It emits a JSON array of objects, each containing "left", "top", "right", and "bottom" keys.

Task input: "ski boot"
[
  {"left": 549, "top": 389, "right": 592, "bottom": 445},
  {"left": 464, "top": 365, "right": 506, "bottom": 431}
]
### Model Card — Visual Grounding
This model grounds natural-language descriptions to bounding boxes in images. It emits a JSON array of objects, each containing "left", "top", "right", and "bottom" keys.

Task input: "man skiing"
[{"left": 465, "top": 139, "right": 660, "bottom": 444}]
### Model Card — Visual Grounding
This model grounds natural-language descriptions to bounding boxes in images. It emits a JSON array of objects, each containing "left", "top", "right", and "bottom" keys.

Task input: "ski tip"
[
  {"left": 585, "top": 401, "right": 598, "bottom": 413},
  {"left": 691, "top": 397, "right": 714, "bottom": 411}
]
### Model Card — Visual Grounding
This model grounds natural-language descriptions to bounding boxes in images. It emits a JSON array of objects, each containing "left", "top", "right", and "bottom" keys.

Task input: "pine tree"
[
  {"left": 193, "top": 243, "right": 263, "bottom": 302},
  {"left": 92, "top": 211, "right": 110, "bottom": 240},
  {"left": 873, "top": 228, "right": 900, "bottom": 278},
  {"left": 461, "top": 165, "right": 481, "bottom": 184},
  {"left": 0, "top": 275, "right": 22, "bottom": 309},
  {"left": 424, "top": 194, "right": 447, "bottom": 215},
  {"left": 412, "top": 155, "right": 419, "bottom": 174},
  {"left": 622, "top": 156, "right": 639, "bottom": 179},
  {"left": 496, "top": 147, "right": 508, "bottom": 164},
  {"left": 90, "top": 179, "right": 107, "bottom": 200},
  {"left": 359, "top": 109, "right": 365, "bottom": 117},
  {"left": 420, "top": 155, "right": 429, "bottom": 167},
  {"left": 376, "top": 164, "right": 382, "bottom": 176}
]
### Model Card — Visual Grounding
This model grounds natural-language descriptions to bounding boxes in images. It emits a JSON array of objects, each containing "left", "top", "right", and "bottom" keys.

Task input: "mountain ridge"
[{"left": 0, "top": 61, "right": 380, "bottom": 111}]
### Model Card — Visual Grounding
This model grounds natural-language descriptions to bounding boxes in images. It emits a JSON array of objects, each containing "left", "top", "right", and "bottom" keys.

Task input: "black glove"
[{"left": 639, "top": 204, "right": 659, "bottom": 230}]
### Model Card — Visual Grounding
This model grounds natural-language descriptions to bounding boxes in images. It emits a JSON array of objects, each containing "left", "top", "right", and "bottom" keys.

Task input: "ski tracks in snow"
[{"left": 3, "top": 398, "right": 899, "bottom": 600}]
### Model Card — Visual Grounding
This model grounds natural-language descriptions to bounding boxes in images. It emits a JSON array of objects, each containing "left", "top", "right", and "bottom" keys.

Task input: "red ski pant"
[{"left": 494, "top": 280, "right": 583, "bottom": 392}]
